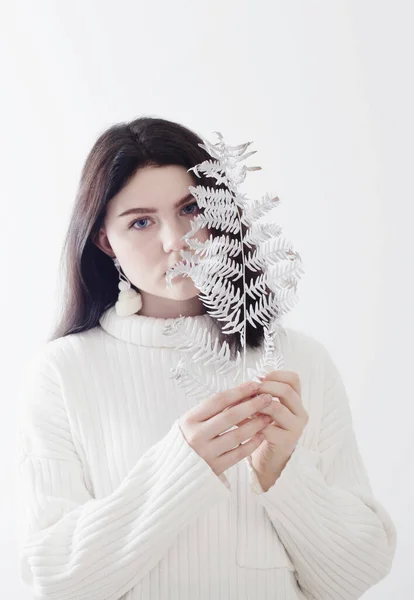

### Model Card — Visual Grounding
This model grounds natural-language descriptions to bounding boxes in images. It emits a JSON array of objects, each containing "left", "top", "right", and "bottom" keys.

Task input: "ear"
[{"left": 93, "top": 227, "right": 115, "bottom": 259}]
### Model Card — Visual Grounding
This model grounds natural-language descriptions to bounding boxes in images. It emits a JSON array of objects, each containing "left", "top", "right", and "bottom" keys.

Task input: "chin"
[{"left": 163, "top": 279, "right": 200, "bottom": 299}]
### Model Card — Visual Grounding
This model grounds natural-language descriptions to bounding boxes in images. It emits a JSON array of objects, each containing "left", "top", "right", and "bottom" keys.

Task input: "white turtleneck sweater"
[{"left": 16, "top": 306, "right": 397, "bottom": 600}]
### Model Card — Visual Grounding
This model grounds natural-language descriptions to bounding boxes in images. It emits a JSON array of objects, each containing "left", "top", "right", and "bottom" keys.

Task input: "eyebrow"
[{"left": 117, "top": 193, "right": 194, "bottom": 217}]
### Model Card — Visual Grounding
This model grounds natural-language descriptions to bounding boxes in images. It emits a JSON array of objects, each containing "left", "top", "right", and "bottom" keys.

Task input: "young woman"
[{"left": 17, "top": 117, "right": 397, "bottom": 600}]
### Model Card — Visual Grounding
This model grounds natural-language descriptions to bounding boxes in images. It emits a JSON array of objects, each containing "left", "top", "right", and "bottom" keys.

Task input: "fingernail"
[{"left": 261, "top": 394, "right": 272, "bottom": 404}]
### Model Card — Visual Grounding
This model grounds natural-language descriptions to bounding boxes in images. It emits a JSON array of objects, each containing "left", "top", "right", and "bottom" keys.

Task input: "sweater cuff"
[
  {"left": 246, "top": 444, "right": 320, "bottom": 495},
  {"left": 172, "top": 419, "right": 232, "bottom": 495}
]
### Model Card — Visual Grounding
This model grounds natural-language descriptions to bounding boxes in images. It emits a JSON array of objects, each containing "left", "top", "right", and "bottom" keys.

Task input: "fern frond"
[
  {"left": 163, "top": 318, "right": 242, "bottom": 398},
  {"left": 241, "top": 193, "right": 281, "bottom": 225},
  {"left": 200, "top": 281, "right": 243, "bottom": 323},
  {"left": 170, "top": 357, "right": 243, "bottom": 399},
  {"left": 167, "top": 357, "right": 220, "bottom": 399},
  {"left": 162, "top": 131, "right": 304, "bottom": 397},
  {"left": 268, "top": 256, "right": 304, "bottom": 281},
  {"left": 246, "top": 293, "right": 279, "bottom": 328},
  {"left": 188, "top": 159, "right": 223, "bottom": 181},
  {"left": 204, "top": 253, "right": 243, "bottom": 281},
  {"left": 245, "top": 273, "right": 269, "bottom": 300},
  {"left": 189, "top": 211, "right": 241, "bottom": 235},
  {"left": 188, "top": 185, "right": 235, "bottom": 208},
  {"left": 189, "top": 235, "right": 242, "bottom": 258},
  {"left": 243, "top": 222, "right": 283, "bottom": 248},
  {"left": 245, "top": 237, "right": 295, "bottom": 271},
  {"left": 163, "top": 317, "right": 233, "bottom": 372},
  {"left": 247, "top": 320, "right": 285, "bottom": 380}
]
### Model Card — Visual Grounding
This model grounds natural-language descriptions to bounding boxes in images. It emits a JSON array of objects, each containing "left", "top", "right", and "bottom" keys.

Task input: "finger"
[
  {"left": 205, "top": 394, "right": 272, "bottom": 439},
  {"left": 258, "top": 381, "right": 304, "bottom": 417},
  {"left": 215, "top": 414, "right": 272, "bottom": 457},
  {"left": 233, "top": 411, "right": 266, "bottom": 427},
  {"left": 214, "top": 431, "right": 265, "bottom": 474},
  {"left": 234, "top": 416, "right": 253, "bottom": 427},
  {"left": 260, "top": 423, "right": 292, "bottom": 446},
  {"left": 260, "top": 370, "right": 301, "bottom": 396},
  {"left": 258, "top": 401, "right": 296, "bottom": 431},
  {"left": 192, "top": 381, "right": 260, "bottom": 422}
]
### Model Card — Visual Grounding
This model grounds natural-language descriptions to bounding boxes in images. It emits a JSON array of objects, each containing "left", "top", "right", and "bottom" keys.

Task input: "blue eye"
[
  {"left": 130, "top": 218, "right": 150, "bottom": 230},
  {"left": 182, "top": 202, "right": 198, "bottom": 215},
  {"left": 130, "top": 202, "right": 200, "bottom": 230}
]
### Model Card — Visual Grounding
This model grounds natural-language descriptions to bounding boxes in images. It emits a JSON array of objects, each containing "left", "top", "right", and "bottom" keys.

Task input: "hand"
[
  {"left": 248, "top": 371, "right": 309, "bottom": 489},
  {"left": 179, "top": 380, "right": 274, "bottom": 477}
]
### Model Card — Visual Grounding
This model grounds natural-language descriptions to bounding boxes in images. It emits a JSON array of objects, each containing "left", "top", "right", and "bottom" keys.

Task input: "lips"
[
  {"left": 168, "top": 259, "right": 188, "bottom": 269},
  {"left": 165, "top": 259, "right": 189, "bottom": 274}
]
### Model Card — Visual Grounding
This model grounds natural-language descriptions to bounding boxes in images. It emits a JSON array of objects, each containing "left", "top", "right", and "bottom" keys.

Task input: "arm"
[
  {"left": 17, "top": 348, "right": 230, "bottom": 600},
  {"left": 246, "top": 342, "right": 397, "bottom": 600}
]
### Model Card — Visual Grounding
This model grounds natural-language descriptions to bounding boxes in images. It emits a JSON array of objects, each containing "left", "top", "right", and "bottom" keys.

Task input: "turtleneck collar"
[{"left": 98, "top": 305, "right": 216, "bottom": 348}]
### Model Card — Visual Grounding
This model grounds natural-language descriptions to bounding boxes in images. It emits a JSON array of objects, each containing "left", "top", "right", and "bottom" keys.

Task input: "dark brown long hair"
[{"left": 49, "top": 116, "right": 276, "bottom": 358}]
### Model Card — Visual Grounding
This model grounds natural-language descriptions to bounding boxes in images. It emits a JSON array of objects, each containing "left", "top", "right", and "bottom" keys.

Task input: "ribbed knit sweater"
[{"left": 16, "top": 305, "right": 397, "bottom": 600}]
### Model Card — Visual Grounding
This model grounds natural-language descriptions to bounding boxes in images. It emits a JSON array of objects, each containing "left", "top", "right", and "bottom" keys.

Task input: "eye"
[
  {"left": 182, "top": 202, "right": 199, "bottom": 215},
  {"left": 129, "top": 202, "right": 200, "bottom": 231},
  {"left": 130, "top": 217, "right": 150, "bottom": 230}
]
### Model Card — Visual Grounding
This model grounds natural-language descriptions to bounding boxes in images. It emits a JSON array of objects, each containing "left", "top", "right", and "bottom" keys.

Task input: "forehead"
[{"left": 107, "top": 164, "right": 194, "bottom": 215}]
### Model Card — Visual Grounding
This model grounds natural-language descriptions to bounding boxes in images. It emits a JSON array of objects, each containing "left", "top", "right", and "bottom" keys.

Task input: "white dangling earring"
[{"left": 113, "top": 257, "right": 142, "bottom": 316}]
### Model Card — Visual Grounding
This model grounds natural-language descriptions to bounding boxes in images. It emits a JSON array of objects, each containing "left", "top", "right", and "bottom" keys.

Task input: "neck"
[{"left": 137, "top": 291, "right": 207, "bottom": 318}]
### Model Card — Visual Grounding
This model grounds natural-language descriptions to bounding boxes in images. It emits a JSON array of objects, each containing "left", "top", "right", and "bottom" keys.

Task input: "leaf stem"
[{"left": 235, "top": 196, "right": 247, "bottom": 381}]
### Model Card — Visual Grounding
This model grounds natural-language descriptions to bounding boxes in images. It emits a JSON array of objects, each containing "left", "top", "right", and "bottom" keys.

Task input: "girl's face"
[{"left": 94, "top": 164, "right": 210, "bottom": 318}]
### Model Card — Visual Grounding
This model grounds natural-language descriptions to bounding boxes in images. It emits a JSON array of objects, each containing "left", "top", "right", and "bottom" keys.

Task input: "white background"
[{"left": 1, "top": 1, "right": 412, "bottom": 597}]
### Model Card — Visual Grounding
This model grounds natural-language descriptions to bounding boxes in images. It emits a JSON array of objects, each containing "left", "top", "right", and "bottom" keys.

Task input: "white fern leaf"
[
  {"left": 163, "top": 319, "right": 243, "bottom": 398},
  {"left": 188, "top": 185, "right": 235, "bottom": 207},
  {"left": 201, "top": 290, "right": 243, "bottom": 323},
  {"left": 161, "top": 131, "right": 304, "bottom": 396},
  {"left": 162, "top": 317, "right": 231, "bottom": 368},
  {"left": 246, "top": 294, "right": 280, "bottom": 329},
  {"left": 188, "top": 210, "right": 241, "bottom": 235},
  {"left": 243, "top": 222, "right": 283, "bottom": 248},
  {"left": 188, "top": 160, "right": 223, "bottom": 182},
  {"left": 246, "top": 321, "right": 285, "bottom": 380},
  {"left": 245, "top": 238, "right": 295, "bottom": 271},
  {"left": 167, "top": 357, "right": 217, "bottom": 399},
  {"left": 189, "top": 234, "right": 242, "bottom": 258},
  {"left": 241, "top": 193, "right": 281, "bottom": 225},
  {"left": 164, "top": 319, "right": 236, "bottom": 396},
  {"left": 269, "top": 257, "right": 304, "bottom": 281},
  {"left": 245, "top": 273, "right": 270, "bottom": 299}
]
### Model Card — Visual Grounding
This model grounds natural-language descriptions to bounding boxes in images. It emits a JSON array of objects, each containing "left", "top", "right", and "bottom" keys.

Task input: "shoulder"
[
  {"left": 279, "top": 325, "right": 342, "bottom": 395},
  {"left": 280, "top": 325, "right": 344, "bottom": 399},
  {"left": 23, "top": 324, "right": 106, "bottom": 380},
  {"left": 280, "top": 325, "right": 331, "bottom": 367},
  {"left": 278, "top": 327, "right": 348, "bottom": 446},
  {"left": 18, "top": 326, "right": 108, "bottom": 423}
]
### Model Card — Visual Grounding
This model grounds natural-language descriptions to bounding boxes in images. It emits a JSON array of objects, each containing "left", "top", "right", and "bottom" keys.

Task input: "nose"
[{"left": 161, "top": 219, "right": 191, "bottom": 255}]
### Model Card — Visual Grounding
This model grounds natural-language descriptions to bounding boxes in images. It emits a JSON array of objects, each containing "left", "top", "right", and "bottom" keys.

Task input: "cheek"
[
  {"left": 117, "top": 231, "right": 154, "bottom": 256},
  {"left": 113, "top": 245, "right": 153, "bottom": 276},
  {"left": 196, "top": 227, "right": 211, "bottom": 244}
]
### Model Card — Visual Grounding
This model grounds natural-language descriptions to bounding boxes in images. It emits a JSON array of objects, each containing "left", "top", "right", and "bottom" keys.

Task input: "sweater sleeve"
[
  {"left": 16, "top": 348, "right": 231, "bottom": 600},
  {"left": 246, "top": 342, "right": 397, "bottom": 600}
]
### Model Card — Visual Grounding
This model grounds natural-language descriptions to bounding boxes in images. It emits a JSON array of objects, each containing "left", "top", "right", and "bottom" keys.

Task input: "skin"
[
  {"left": 254, "top": 371, "right": 309, "bottom": 491},
  {"left": 94, "top": 164, "right": 210, "bottom": 318},
  {"left": 231, "top": 373, "right": 309, "bottom": 492}
]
